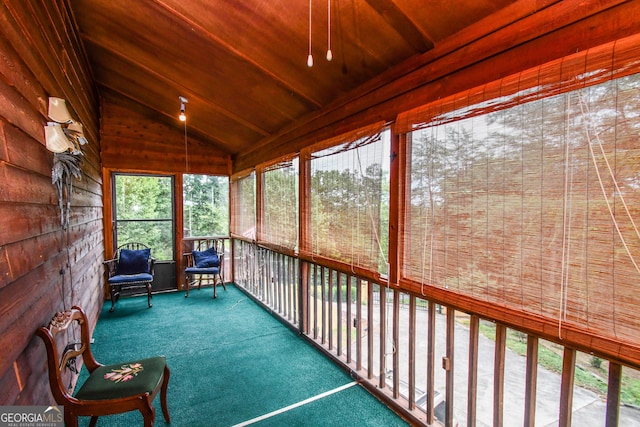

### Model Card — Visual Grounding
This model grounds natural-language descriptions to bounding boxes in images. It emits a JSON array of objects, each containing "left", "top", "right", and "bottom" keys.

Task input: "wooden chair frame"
[
  {"left": 183, "top": 238, "right": 226, "bottom": 298},
  {"left": 36, "top": 306, "right": 170, "bottom": 427},
  {"left": 103, "top": 242, "right": 155, "bottom": 312}
]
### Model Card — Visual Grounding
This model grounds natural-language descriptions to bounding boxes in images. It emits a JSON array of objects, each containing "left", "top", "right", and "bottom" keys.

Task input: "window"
[
  {"left": 397, "top": 35, "right": 640, "bottom": 345},
  {"left": 230, "top": 171, "right": 256, "bottom": 240},
  {"left": 261, "top": 157, "right": 298, "bottom": 250},
  {"left": 306, "top": 124, "right": 390, "bottom": 274},
  {"left": 183, "top": 174, "right": 229, "bottom": 237},
  {"left": 113, "top": 174, "right": 174, "bottom": 261}
]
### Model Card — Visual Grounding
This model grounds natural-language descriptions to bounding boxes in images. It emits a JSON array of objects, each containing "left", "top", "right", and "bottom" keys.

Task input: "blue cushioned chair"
[
  {"left": 103, "top": 243, "right": 155, "bottom": 312},
  {"left": 184, "top": 238, "right": 226, "bottom": 298}
]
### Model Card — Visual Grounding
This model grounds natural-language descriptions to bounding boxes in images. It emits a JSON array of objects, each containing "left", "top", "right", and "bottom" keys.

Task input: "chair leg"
[
  {"left": 219, "top": 275, "right": 227, "bottom": 292},
  {"left": 88, "top": 416, "right": 99, "bottom": 427},
  {"left": 64, "top": 409, "right": 78, "bottom": 427},
  {"left": 140, "top": 402, "right": 155, "bottom": 427},
  {"left": 213, "top": 274, "right": 226, "bottom": 299},
  {"left": 109, "top": 285, "right": 117, "bottom": 312},
  {"left": 146, "top": 283, "right": 152, "bottom": 308},
  {"left": 161, "top": 365, "right": 171, "bottom": 422},
  {"left": 185, "top": 273, "right": 190, "bottom": 297}
]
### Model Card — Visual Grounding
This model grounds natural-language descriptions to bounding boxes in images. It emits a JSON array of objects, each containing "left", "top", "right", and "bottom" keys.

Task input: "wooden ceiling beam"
[
  {"left": 80, "top": 35, "right": 272, "bottom": 141},
  {"left": 99, "top": 85, "right": 230, "bottom": 150},
  {"left": 363, "top": 0, "right": 434, "bottom": 52},
  {"left": 234, "top": 0, "right": 633, "bottom": 172},
  {"left": 151, "top": 0, "right": 323, "bottom": 109}
]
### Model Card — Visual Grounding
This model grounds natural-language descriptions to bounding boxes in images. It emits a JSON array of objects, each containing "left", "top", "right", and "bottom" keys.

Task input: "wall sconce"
[
  {"left": 179, "top": 96, "right": 188, "bottom": 122},
  {"left": 43, "top": 97, "right": 87, "bottom": 154},
  {"left": 48, "top": 97, "right": 73, "bottom": 123}
]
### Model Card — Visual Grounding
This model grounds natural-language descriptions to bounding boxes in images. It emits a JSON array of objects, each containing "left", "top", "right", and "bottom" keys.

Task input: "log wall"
[
  {"left": 0, "top": 0, "right": 103, "bottom": 405},
  {"left": 100, "top": 92, "right": 231, "bottom": 175}
]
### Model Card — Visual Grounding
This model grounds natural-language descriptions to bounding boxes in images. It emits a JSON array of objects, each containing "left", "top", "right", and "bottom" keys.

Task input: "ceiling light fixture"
[
  {"left": 326, "top": 0, "right": 332, "bottom": 61},
  {"left": 179, "top": 96, "right": 188, "bottom": 121},
  {"left": 307, "top": 0, "right": 333, "bottom": 67},
  {"left": 307, "top": 0, "right": 314, "bottom": 67}
]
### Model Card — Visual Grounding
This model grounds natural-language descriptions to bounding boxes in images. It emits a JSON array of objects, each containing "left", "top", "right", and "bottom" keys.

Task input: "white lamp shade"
[
  {"left": 48, "top": 97, "right": 73, "bottom": 123},
  {"left": 67, "top": 121, "right": 88, "bottom": 145},
  {"left": 44, "top": 123, "right": 73, "bottom": 153}
]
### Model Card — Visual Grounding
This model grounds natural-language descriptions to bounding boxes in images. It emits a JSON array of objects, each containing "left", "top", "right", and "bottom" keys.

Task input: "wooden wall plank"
[
  {"left": 100, "top": 98, "right": 231, "bottom": 176},
  {"left": 0, "top": 0, "right": 102, "bottom": 406}
]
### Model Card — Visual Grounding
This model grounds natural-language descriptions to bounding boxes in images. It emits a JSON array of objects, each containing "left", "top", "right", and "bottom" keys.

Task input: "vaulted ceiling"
[{"left": 70, "top": 0, "right": 518, "bottom": 158}]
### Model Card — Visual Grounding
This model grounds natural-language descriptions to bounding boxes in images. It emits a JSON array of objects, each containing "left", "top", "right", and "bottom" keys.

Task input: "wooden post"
[
  {"left": 445, "top": 308, "right": 455, "bottom": 427},
  {"left": 559, "top": 348, "right": 576, "bottom": 427},
  {"left": 467, "top": 315, "right": 479, "bottom": 427},
  {"left": 426, "top": 300, "right": 435, "bottom": 425},
  {"left": 408, "top": 295, "right": 416, "bottom": 410},
  {"left": 494, "top": 324, "right": 507, "bottom": 427},
  {"left": 524, "top": 336, "right": 539, "bottom": 427},
  {"left": 606, "top": 362, "right": 622, "bottom": 427}
]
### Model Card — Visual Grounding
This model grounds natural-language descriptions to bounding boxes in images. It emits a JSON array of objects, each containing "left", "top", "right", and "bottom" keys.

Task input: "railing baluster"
[
  {"left": 445, "top": 307, "right": 455, "bottom": 427},
  {"left": 559, "top": 348, "right": 576, "bottom": 427},
  {"left": 409, "top": 295, "right": 416, "bottom": 410},
  {"left": 606, "top": 362, "right": 622, "bottom": 427},
  {"left": 468, "top": 315, "right": 479, "bottom": 427},
  {"left": 356, "top": 278, "right": 362, "bottom": 371},
  {"left": 346, "top": 274, "right": 353, "bottom": 364},
  {"left": 367, "top": 281, "right": 373, "bottom": 380},
  {"left": 313, "top": 263, "right": 318, "bottom": 339},
  {"left": 426, "top": 300, "right": 435, "bottom": 425},
  {"left": 493, "top": 324, "right": 506, "bottom": 427},
  {"left": 321, "top": 266, "right": 326, "bottom": 345},
  {"left": 379, "top": 284, "right": 387, "bottom": 390},
  {"left": 328, "top": 269, "right": 334, "bottom": 351},
  {"left": 337, "top": 271, "right": 343, "bottom": 357},
  {"left": 392, "top": 288, "right": 399, "bottom": 399},
  {"left": 524, "top": 336, "right": 538, "bottom": 427}
]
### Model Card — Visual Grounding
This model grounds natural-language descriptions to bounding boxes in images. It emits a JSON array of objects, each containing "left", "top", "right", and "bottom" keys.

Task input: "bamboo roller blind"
[
  {"left": 301, "top": 122, "right": 388, "bottom": 273},
  {"left": 397, "top": 34, "right": 640, "bottom": 344},
  {"left": 230, "top": 171, "right": 256, "bottom": 240},
  {"left": 260, "top": 156, "right": 299, "bottom": 250}
]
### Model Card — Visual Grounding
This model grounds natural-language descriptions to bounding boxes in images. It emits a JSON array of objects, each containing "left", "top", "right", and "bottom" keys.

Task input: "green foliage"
[
  {"left": 263, "top": 164, "right": 298, "bottom": 248},
  {"left": 183, "top": 174, "right": 229, "bottom": 237},
  {"left": 114, "top": 174, "right": 229, "bottom": 260},
  {"left": 590, "top": 356, "right": 603, "bottom": 369},
  {"left": 114, "top": 175, "right": 174, "bottom": 260},
  {"left": 310, "top": 154, "right": 389, "bottom": 274}
]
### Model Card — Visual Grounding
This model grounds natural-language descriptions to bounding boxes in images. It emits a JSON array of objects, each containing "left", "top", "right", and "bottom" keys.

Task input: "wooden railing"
[{"left": 232, "top": 239, "right": 639, "bottom": 427}]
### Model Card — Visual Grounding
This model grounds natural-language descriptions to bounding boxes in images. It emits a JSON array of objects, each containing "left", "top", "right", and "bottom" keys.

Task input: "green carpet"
[{"left": 77, "top": 285, "right": 408, "bottom": 426}]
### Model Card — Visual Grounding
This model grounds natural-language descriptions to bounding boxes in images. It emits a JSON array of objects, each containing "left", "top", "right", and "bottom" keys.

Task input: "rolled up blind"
[{"left": 397, "top": 34, "right": 640, "bottom": 344}]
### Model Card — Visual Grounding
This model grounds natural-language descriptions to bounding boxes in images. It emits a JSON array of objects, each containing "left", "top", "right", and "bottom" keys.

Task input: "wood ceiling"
[{"left": 69, "top": 0, "right": 518, "bottom": 159}]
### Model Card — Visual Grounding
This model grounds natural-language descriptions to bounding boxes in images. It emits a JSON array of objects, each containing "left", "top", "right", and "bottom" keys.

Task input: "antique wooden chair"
[
  {"left": 36, "top": 306, "right": 170, "bottom": 427},
  {"left": 183, "top": 238, "right": 226, "bottom": 298},
  {"left": 103, "top": 242, "right": 155, "bottom": 312}
]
